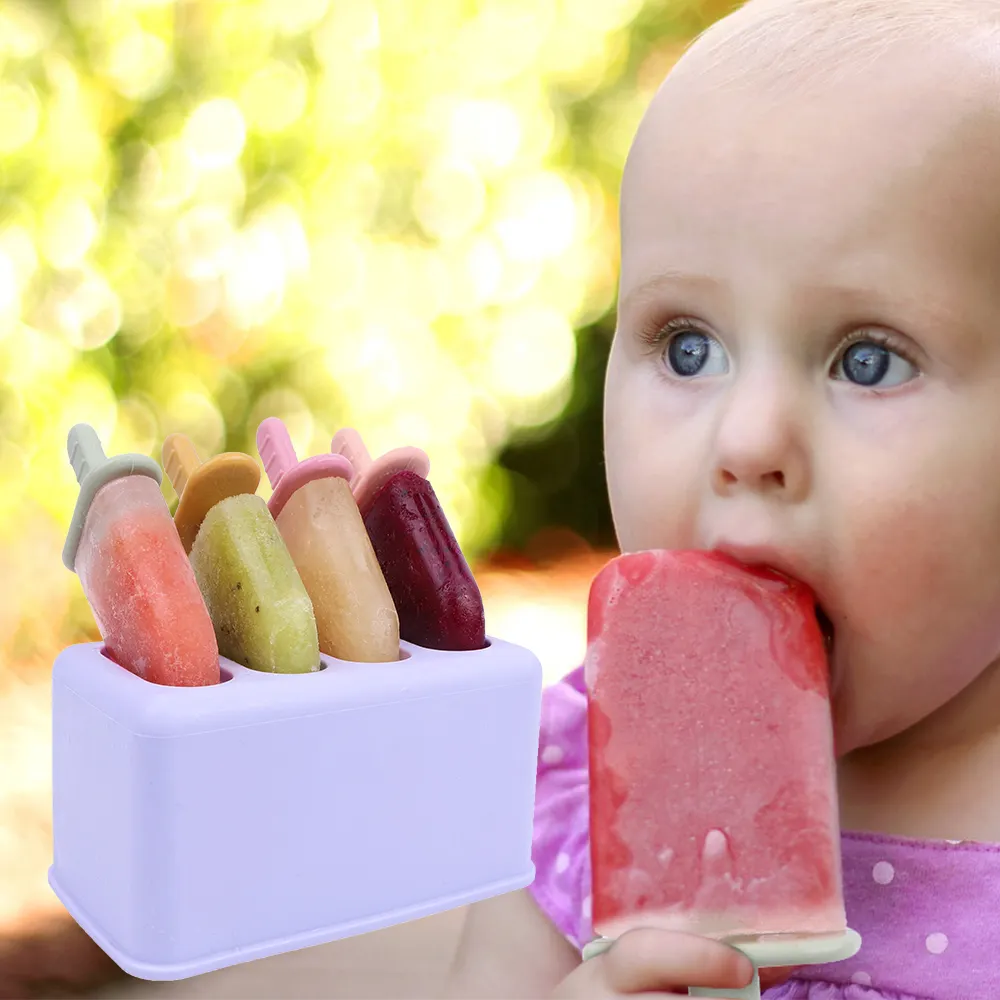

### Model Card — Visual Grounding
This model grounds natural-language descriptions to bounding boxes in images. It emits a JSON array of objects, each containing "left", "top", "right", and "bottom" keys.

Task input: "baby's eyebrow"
[{"left": 618, "top": 270, "right": 724, "bottom": 316}]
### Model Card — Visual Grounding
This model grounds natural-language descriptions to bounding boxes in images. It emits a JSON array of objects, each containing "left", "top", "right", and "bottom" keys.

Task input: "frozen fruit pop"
[
  {"left": 586, "top": 550, "right": 846, "bottom": 948},
  {"left": 63, "top": 424, "right": 219, "bottom": 687},
  {"left": 162, "top": 433, "right": 320, "bottom": 674},
  {"left": 257, "top": 417, "right": 399, "bottom": 663},
  {"left": 332, "top": 428, "right": 486, "bottom": 651}
]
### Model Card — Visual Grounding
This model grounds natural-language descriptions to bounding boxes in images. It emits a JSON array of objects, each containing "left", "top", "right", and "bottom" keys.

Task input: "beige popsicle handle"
[{"left": 582, "top": 929, "right": 861, "bottom": 1000}]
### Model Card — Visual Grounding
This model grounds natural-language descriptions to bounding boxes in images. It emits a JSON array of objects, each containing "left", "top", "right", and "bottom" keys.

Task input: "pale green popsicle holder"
[
  {"left": 582, "top": 928, "right": 861, "bottom": 998},
  {"left": 62, "top": 423, "right": 163, "bottom": 571}
]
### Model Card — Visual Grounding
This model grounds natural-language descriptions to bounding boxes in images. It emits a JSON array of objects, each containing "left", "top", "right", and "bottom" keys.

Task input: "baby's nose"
[{"left": 710, "top": 374, "right": 810, "bottom": 501}]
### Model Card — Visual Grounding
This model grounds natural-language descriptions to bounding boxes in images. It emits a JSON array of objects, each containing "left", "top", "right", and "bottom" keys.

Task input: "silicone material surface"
[{"left": 50, "top": 637, "right": 542, "bottom": 980}]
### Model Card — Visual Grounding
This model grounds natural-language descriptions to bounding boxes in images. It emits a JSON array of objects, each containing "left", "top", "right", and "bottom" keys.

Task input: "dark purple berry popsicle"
[{"left": 332, "top": 429, "right": 487, "bottom": 651}]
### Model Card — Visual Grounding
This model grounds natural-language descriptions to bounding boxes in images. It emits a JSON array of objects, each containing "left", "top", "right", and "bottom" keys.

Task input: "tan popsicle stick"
[{"left": 162, "top": 433, "right": 262, "bottom": 553}]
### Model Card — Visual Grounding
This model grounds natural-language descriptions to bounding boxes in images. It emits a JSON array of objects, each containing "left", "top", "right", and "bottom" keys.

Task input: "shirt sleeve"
[{"left": 527, "top": 666, "right": 594, "bottom": 950}]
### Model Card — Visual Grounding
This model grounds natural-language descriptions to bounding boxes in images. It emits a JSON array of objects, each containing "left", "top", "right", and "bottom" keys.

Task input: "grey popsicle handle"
[{"left": 67, "top": 423, "right": 107, "bottom": 485}]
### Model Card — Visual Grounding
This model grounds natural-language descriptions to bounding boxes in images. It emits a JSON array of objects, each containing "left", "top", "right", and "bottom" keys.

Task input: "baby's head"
[{"left": 604, "top": 0, "right": 1000, "bottom": 753}]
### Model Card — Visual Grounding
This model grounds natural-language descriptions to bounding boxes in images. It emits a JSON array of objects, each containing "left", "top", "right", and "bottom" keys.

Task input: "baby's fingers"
[{"left": 602, "top": 927, "right": 755, "bottom": 993}]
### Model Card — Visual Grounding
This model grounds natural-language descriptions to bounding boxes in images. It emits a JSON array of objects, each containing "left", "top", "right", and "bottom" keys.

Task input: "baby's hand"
[{"left": 549, "top": 927, "right": 757, "bottom": 998}]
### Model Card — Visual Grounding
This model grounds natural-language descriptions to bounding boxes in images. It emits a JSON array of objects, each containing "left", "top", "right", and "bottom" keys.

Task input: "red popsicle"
[
  {"left": 586, "top": 549, "right": 845, "bottom": 943},
  {"left": 64, "top": 424, "right": 220, "bottom": 687}
]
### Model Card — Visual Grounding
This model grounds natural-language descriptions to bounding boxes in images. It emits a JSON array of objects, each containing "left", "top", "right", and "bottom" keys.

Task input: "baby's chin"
[{"left": 829, "top": 651, "right": 942, "bottom": 756}]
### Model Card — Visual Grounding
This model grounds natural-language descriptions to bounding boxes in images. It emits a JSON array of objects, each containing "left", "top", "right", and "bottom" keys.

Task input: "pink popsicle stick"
[
  {"left": 257, "top": 417, "right": 354, "bottom": 519},
  {"left": 331, "top": 428, "right": 430, "bottom": 512}
]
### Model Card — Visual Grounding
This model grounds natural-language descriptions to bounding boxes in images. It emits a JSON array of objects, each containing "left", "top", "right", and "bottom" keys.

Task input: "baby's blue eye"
[
  {"left": 665, "top": 330, "right": 729, "bottom": 378},
  {"left": 833, "top": 341, "right": 917, "bottom": 388}
]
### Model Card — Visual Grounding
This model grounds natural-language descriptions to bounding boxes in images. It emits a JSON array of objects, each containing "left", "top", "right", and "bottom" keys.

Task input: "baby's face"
[{"left": 605, "top": 48, "right": 1000, "bottom": 753}]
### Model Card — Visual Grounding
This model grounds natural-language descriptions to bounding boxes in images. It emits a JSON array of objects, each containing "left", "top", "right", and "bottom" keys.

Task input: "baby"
[{"left": 447, "top": 0, "right": 1000, "bottom": 997}]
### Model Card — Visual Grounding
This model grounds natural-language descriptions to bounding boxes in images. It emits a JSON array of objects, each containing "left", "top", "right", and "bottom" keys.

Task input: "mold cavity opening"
[
  {"left": 255, "top": 658, "right": 328, "bottom": 675},
  {"left": 99, "top": 647, "right": 233, "bottom": 685}
]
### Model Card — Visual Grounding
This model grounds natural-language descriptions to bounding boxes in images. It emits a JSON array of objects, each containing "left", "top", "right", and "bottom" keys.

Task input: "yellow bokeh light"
[
  {"left": 312, "top": 0, "right": 379, "bottom": 63},
  {"left": 447, "top": 99, "right": 522, "bottom": 172},
  {"left": 0, "top": 225, "right": 39, "bottom": 289},
  {"left": 193, "top": 163, "right": 247, "bottom": 214},
  {"left": 488, "top": 305, "right": 577, "bottom": 401},
  {"left": 240, "top": 61, "right": 309, "bottom": 134},
  {"left": 455, "top": 2, "right": 553, "bottom": 87},
  {"left": 412, "top": 159, "right": 486, "bottom": 242},
  {"left": 0, "top": 255, "right": 19, "bottom": 338},
  {"left": 0, "top": 0, "right": 56, "bottom": 58},
  {"left": 257, "top": 204, "right": 310, "bottom": 277},
  {"left": 314, "top": 62, "right": 382, "bottom": 126},
  {"left": 3, "top": 325, "right": 72, "bottom": 391},
  {"left": 54, "top": 269, "right": 122, "bottom": 351},
  {"left": 39, "top": 194, "right": 99, "bottom": 270},
  {"left": 148, "top": 140, "right": 199, "bottom": 209},
  {"left": 158, "top": 386, "right": 226, "bottom": 461},
  {"left": 0, "top": 82, "right": 40, "bottom": 154},
  {"left": 264, "top": 0, "right": 330, "bottom": 37},
  {"left": 110, "top": 396, "right": 160, "bottom": 458},
  {"left": 174, "top": 206, "right": 235, "bottom": 279},
  {"left": 105, "top": 27, "right": 172, "bottom": 101},
  {"left": 307, "top": 231, "right": 366, "bottom": 312},
  {"left": 494, "top": 171, "right": 578, "bottom": 262},
  {"left": 182, "top": 98, "right": 247, "bottom": 170},
  {"left": 223, "top": 225, "right": 288, "bottom": 329},
  {"left": 164, "top": 271, "right": 220, "bottom": 328},
  {"left": 55, "top": 370, "right": 118, "bottom": 462}
]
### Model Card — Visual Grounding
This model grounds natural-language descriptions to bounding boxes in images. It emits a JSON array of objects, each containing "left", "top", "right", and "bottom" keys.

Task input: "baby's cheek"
[{"left": 832, "top": 480, "right": 1000, "bottom": 744}]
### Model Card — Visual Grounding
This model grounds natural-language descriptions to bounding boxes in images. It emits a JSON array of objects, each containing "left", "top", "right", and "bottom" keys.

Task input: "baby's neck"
[{"left": 838, "top": 656, "right": 1000, "bottom": 843}]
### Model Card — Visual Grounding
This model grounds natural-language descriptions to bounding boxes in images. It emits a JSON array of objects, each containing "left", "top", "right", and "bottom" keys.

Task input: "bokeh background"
[{"left": 0, "top": 0, "right": 734, "bottom": 994}]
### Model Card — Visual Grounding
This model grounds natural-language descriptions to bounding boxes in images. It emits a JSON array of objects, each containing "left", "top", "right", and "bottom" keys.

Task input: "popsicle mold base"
[
  {"left": 49, "top": 638, "right": 542, "bottom": 981},
  {"left": 583, "top": 929, "right": 861, "bottom": 999}
]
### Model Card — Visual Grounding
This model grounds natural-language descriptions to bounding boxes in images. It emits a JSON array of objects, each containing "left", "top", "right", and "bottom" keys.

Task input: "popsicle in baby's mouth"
[{"left": 586, "top": 549, "right": 845, "bottom": 944}]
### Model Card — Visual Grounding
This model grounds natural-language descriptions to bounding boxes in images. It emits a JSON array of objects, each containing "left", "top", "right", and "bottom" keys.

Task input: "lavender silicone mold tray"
[{"left": 49, "top": 638, "right": 542, "bottom": 980}]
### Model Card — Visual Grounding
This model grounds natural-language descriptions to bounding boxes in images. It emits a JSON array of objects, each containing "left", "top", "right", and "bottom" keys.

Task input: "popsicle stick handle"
[
  {"left": 583, "top": 930, "right": 861, "bottom": 1000},
  {"left": 162, "top": 433, "right": 201, "bottom": 497},
  {"left": 67, "top": 424, "right": 107, "bottom": 485},
  {"left": 688, "top": 972, "right": 760, "bottom": 999},
  {"left": 257, "top": 417, "right": 298, "bottom": 487},
  {"left": 582, "top": 938, "right": 761, "bottom": 999},
  {"left": 331, "top": 428, "right": 372, "bottom": 484}
]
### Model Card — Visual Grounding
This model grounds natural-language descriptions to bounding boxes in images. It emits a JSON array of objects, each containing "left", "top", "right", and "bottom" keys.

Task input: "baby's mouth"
[{"left": 816, "top": 603, "right": 836, "bottom": 659}]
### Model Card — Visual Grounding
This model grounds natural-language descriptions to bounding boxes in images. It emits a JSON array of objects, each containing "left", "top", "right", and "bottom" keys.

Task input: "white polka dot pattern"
[
  {"left": 872, "top": 860, "right": 895, "bottom": 885},
  {"left": 925, "top": 932, "right": 949, "bottom": 955}
]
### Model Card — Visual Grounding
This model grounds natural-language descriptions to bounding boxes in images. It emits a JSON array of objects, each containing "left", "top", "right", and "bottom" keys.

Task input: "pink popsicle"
[{"left": 586, "top": 549, "right": 844, "bottom": 942}]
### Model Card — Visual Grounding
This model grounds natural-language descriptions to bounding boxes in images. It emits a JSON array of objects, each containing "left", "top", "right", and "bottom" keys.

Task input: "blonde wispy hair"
[{"left": 670, "top": 0, "right": 1000, "bottom": 91}]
